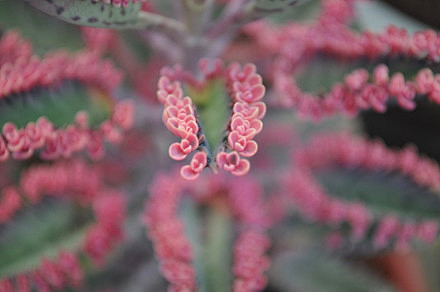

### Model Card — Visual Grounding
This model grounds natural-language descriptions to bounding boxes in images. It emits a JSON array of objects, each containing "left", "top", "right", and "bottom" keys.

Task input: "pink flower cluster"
[
  {"left": 274, "top": 63, "right": 440, "bottom": 120},
  {"left": 245, "top": 0, "right": 440, "bottom": 120},
  {"left": 0, "top": 100, "right": 134, "bottom": 161},
  {"left": 233, "top": 230, "right": 270, "bottom": 292},
  {"left": 157, "top": 60, "right": 266, "bottom": 179},
  {"left": 0, "top": 30, "right": 33, "bottom": 66},
  {"left": 286, "top": 132, "right": 440, "bottom": 249},
  {"left": 216, "top": 63, "right": 266, "bottom": 176},
  {"left": 19, "top": 159, "right": 101, "bottom": 204},
  {"left": 0, "top": 187, "right": 21, "bottom": 225},
  {"left": 83, "top": 191, "right": 126, "bottom": 265},
  {"left": 144, "top": 172, "right": 271, "bottom": 292},
  {"left": 157, "top": 73, "right": 207, "bottom": 181},
  {"left": 0, "top": 160, "right": 126, "bottom": 291},
  {"left": 143, "top": 173, "right": 196, "bottom": 292},
  {"left": 227, "top": 177, "right": 270, "bottom": 292},
  {"left": 0, "top": 46, "right": 122, "bottom": 99},
  {"left": 0, "top": 251, "right": 83, "bottom": 292}
]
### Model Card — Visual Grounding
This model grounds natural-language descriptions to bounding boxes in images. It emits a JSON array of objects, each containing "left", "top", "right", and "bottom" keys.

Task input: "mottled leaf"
[
  {"left": 26, "top": 0, "right": 186, "bottom": 32},
  {"left": 27, "top": 0, "right": 142, "bottom": 28}
]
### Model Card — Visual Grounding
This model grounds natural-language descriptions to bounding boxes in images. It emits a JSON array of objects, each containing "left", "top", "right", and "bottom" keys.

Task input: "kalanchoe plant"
[{"left": 2, "top": 0, "right": 440, "bottom": 291}]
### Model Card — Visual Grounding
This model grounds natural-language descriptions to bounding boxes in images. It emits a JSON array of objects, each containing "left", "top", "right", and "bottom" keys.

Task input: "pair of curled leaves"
[
  {"left": 158, "top": 59, "right": 266, "bottom": 180},
  {"left": 143, "top": 171, "right": 270, "bottom": 292},
  {"left": 0, "top": 159, "right": 126, "bottom": 291},
  {"left": 284, "top": 132, "right": 440, "bottom": 253},
  {"left": 0, "top": 30, "right": 134, "bottom": 162}
]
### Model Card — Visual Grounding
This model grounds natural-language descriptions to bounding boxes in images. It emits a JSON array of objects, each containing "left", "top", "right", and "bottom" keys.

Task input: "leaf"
[
  {"left": 188, "top": 80, "right": 231, "bottom": 153},
  {"left": 354, "top": 1, "right": 429, "bottom": 34},
  {"left": 27, "top": 0, "right": 142, "bottom": 28},
  {"left": 0, "top": 201, "right": 87, "bottom": 277},
  {"left": 0, "top": 81, "right": 112, "bottom": 129},
  {"left": 267, "top": 0, "right": 320, "bottom": 24},
  {"left": 269, "top": 249, "right": 394, "bottom": 292},
  {"left": 250, "top": 0, "right": 311, "bottom": 16},
  {"left": 180, "top": 199, "right": 234, "bottom": 292},
  {"left": 26, "top": 0, "right": 186, "bottom": 31},
  {"left": 0, "top": 1, "right": 83, "bottom": 55},
  {"left": 315, "top": 167, "right": 440, "bottom": 220}
]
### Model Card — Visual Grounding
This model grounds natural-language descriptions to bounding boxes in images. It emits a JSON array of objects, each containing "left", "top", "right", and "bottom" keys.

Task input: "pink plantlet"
[
  {"left": 417, "top": 221, "right": 439, "bottom": 244},
  {"left": 373, "top": 64, "right": 390, "bottom": 86},
  {"left": 112, "top": 101, "right": 135, "bottom": 130},
  {"left": 169, "top": 133, "right": 199, "bottom": 161},
  {"left": 0, "top": 186, "right": 21, "bottom": 224},
  {"left": 180, "top": 151, "right": 208, "bottom": 181},
  {"left": 233, "top": 101, "right": 266, "bottom": 121},
  {"left": 227, "top": 131, "right": 258, "bottom": 157},
  {"left": 0, "top": 279, "right": 13, "bottom": 292},
  {"left": 396, "top": 222, "right": 417, "bottom": 252},
  {"left": 0, "top": 31, "right": 33, "bottom": 65},
  {"left": 415, "top": 68, "right": 434, "bottom": 94},
  {"left": 25, "top": 122, "right": 45, "bottom": 149},
  {"left": 57, "top": 251, "right": 84, "bottom": 288},
  {"left": 345, "top": 69, "right": 369, "bottom": 91},
  {"left": 100, "top": 121, "right": 123, "bottom": 144},
  {"left": 74, "top": 111, "right": 89, "bottom": 129},
  {"left": 216, "top": 151, "right": 250, "bottom": 176},
  {"left": 39, "top": 258, "right": 64, "bottom": 289},
  {"left": 233, "top": 230, "right": 270, "bottom": 292},
  {"left": 0, "top": 136, "right": 9, "bottom": 161},
  {"left": 15, "top": 274, "right": 30, "bottom": 292},
  {"left": 31, "top": 270, "right": 50, "bottom": 292},
  {"left": 86, "top": 132, "right": 105, "bottom": 160},
  {"left": 166, "top": 116, "right": 198, "bottom": 138},
  {"left": 230, "top": 115, "right": 262, "bottom": 139}
]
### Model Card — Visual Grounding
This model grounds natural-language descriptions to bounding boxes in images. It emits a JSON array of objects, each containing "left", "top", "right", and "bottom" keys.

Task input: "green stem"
[
  {"left": 203, "top": 204, "right": 233, "bottom": 292},
  {"left": 181, "top": 199, "right": 208, "bottom": 292}
]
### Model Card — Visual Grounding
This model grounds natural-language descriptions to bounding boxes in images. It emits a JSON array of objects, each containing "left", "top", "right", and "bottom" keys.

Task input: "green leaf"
[
  {"left": 315, "top": 167, "right": 440, "bottom": 221},
  {"left": 0, "top": 1, "right": 83, "bottom": 55},
  {"left": 248, "top": 0, "right": 311, "bottom": 17},
  {"left": 187, "top": 80, "right": 231, "bottom": 156},
  {"left": 354, "top": 1, "right": 429, "bottom": 34},
  {"left": 27, "top": 0, "right": 142, "bottom": 28},
  {"left": 181, "top": 199, "right": 234, "bottom": 292},
  {"left": 203, "top": 205, "right": 233, "bottom": 292},
  {"left": 0, "top": 200, "right": 90, "bottom": 277},
  {"left": 26, "top": 0, "right": 186, "bottom": 31},
  {"left": 267, "top": 0, "right": 320, "bottom": 24},
  {"left": 270, "top": 249, "right": 394, "bottom": 292},
  {"left": 181, "top": 199, "right": 208, "bottom": 292},
  {"left": 0, "top": 81, "right": 112, "bottom": 129}
]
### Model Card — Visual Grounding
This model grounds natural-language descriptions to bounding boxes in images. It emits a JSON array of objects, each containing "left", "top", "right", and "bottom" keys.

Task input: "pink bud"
[{"left": 216, "top": 151, "right": 250, "bottom": 176}]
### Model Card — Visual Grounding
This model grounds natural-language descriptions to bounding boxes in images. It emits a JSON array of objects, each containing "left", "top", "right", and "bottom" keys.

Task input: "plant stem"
[{"left": 203, "top": 202, "right": 233, "bottom": 292}]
